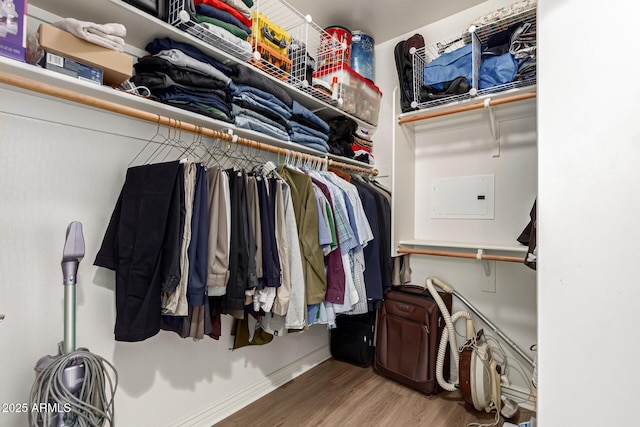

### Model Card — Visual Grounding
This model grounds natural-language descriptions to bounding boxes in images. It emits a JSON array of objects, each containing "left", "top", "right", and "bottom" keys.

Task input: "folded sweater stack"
[
  {"left": 194, "top": 0, "right": 253, "bottom": 57},
  {"left": 131, "top": 37, "right": 233, "bottom": 122}
]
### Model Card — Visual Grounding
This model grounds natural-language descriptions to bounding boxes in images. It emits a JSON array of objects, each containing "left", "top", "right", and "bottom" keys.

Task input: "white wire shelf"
[
  {"left": 410, "top": 3, "right": 536, "bottom": 111},
  {"left": 167, "top": 0, "right": 381, "bottom": 126},
  {"left": 28, "top": 0, "right": 378, "bottom": 129}
]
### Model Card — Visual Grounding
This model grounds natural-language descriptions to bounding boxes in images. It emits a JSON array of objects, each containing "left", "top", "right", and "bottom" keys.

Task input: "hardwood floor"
[{"left": 214, "top": 358, "right": 535, "bottom": 427}]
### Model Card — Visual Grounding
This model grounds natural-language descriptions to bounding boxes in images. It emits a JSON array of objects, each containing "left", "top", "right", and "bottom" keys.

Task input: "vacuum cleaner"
[
  {"left": 29, "top": 222, "right": 118, "bottom": 427},
  {"left": 425, "top": 276, "right": 534, "bottom": 425}
]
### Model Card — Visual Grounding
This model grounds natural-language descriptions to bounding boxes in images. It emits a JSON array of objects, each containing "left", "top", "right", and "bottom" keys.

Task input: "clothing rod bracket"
[{"left": 483, "top": 98, "right": 500, "bottom": 157}]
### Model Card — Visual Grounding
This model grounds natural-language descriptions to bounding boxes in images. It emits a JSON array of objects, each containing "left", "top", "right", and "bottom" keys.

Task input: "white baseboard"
[{"left": 170, "top": 346, "right": 332, "bottom": 427}]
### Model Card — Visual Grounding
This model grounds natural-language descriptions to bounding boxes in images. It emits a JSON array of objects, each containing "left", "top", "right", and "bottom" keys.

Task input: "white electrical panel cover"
[{"left": 431, "top": 174, "right": 495, "bottom": 219}]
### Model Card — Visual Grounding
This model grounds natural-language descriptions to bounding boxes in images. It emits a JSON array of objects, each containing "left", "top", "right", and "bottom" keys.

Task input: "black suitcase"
[
  {"left": 374, "top": 284, "right": 452, "bottom": 394},
  {"left": 330, "top": 310, "right": 376, "bottom": 367}
]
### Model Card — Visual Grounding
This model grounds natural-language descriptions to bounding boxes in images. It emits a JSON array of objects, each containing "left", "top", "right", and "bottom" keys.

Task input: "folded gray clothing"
[
  {"left": 52, "top": 18, "right": 126, "bottom": 52},
  {"left": 199, "top": 22, "right": 252, "bottom": 59},
  {"left": 155, "top": 49, "right": 231, "bottom": 85}
]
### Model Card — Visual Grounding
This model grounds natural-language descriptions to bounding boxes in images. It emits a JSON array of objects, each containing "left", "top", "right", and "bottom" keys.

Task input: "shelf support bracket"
[
  {"left": 484, "top": 98, "right": 500, "bottom": 157},
  {"left": 476, "top": 249, "right": 491, "bottom": 276}
]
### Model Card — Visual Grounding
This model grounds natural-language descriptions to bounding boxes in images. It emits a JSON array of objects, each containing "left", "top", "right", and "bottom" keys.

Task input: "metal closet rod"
[
  {"left": 398, "top": 91, "right": 537, "bottom": 125},
  {"left": 0, "top": 70, "right": 378, "bottom": 176},
  {"left": 397, "top": 247, "right": 525, "bottom": 263}
]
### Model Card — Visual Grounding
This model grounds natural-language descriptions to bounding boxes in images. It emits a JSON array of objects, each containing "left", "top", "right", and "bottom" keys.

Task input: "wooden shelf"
[
  {"left": 399, "top": 239, "right": 528, "bottom": 253},
  {"left": 0, "top": 57, "right": 376, "bottom": 173},
  {"left": 398, "top": 85, "right": 537, "bottom": 127}
]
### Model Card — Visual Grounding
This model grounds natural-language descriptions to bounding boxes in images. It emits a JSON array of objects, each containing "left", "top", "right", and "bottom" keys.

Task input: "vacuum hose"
[{"left": 425, "top": 277, "right": 474, "bottom": 392}]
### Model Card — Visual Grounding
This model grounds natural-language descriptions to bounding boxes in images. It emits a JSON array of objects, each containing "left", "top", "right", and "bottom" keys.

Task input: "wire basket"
[
  {"left": 168, "top": 0, "right": 254, "bottom": 61},
  {"left": 410, "top": 3, "right": 537, "bottom": 110}
]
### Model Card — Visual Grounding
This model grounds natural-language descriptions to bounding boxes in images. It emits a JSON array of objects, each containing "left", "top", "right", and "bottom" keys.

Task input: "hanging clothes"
[
  {"left": 222, "top": 168, "right": 254, "bottom": 318},
  {"left": 206, "top": 165, "right": 231, "bottom": 297},
  {"left": 162, "top": 161, "right": 197, "bottom": 317},
  {"left": 278, "top": 165, "right": 327, "bottom": 306}
]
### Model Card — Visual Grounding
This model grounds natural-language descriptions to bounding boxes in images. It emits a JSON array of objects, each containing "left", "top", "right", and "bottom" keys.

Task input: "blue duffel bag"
[
  {"left": 423, "top": 44, "right": 472, "bottom": 91},
  {"left": 479, "top": 52, "right": 518, "bottom": 89}
]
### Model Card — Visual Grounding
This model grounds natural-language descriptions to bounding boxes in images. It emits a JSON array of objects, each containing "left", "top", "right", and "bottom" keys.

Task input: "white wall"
[
  {"left": 0, "top": 88, "right": 330, "bottom": 427},
  {"left": 373, "top": 0, "right": 538, "bottom": 401},
  {"left": 538, "top": 1, "right": 640, "bottom": 425}
]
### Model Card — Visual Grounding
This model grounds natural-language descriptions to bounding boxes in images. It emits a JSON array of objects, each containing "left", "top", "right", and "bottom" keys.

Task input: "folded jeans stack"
[{"left": 230, "top": 82, "right": 292, "bottom": 141}]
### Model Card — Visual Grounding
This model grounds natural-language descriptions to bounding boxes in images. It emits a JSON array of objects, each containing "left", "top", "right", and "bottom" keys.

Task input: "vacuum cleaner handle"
[
  {"left": 430, "top": 276, "right": 454, "bottom": 293},
  {"left": 61, "top": 221, "right": 84, "bottom": 354},
  {"left": 61, "top": 222, "right": 85, "bottom": 286}
]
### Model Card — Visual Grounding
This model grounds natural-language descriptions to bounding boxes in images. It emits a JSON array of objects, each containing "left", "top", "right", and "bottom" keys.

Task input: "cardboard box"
[
  {"left": 38, "top": 23, "right": 132, "bottom": 86},
  {"left": 42, "top": 52, "right": 103, "bottom": 85},
  {"left": 0, "top": 0, "right": 28, "bottom": 62}
]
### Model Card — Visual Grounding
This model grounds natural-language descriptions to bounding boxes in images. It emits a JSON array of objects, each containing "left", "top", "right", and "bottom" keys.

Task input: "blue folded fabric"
[
  {"left": 289, "top": 122, "right": 329, "bottom": 142},
  {"left": 155, "top": 86, "right": 231, "bottom": 117},
  {"left": 232, "top": 92, "right": 292, "bottom": 121},
  {"left": 231, "top": 104, "right": 288, "bottom": 133},
  {"left": 294, "top": 141, "right": 330, "bottom": 153},
  {"left": 289, "top": 130, "right": 330, "bottom": 152},
  {"left": 195, "top": 4, "right": 252, "bottom": 35},
  {"left": 231, "top": 83, "right": 292, "bottom": 117},
  {"left": 292, "top": 101, "right": 330, "bottom": 134},
  {"left": 479, "top": 52, "right": 518, "bottom": 89},
  {"left": 424, "top": 44, "right": 472, "bottom": 91},
  {"left": 235, "top": 115, "right": 291, "bottom": 141}
]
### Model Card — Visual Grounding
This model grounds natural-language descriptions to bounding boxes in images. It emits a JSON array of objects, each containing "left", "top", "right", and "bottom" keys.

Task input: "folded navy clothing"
[
  {"left": 228, "top": 63, "right": 294, "bottom": 108},
  {"left": 155, "top": 86, "right": 231, "bottom": 117},
  {"left": 131, "top": 73, "right": 229, "bottom": 100},
  {"left": 292, "top": 101, "right": 329, "bottom": 134},
  {"left": 235, "top": 115, "right": 291, "bottom": 141},
  {"left": 289, "top": 122, "right": 329, "bottom": 142},
  {"left": 233, "top": 99, "right": 289, "bottom": 129},
  {"left": 289, "top": 130, "right": 330, "bottom": 152},
  {"left": 231, "top": 83, "right": 292, "bottom": 116},
  {"left": 134, "top": 56, "right": 230, "bottom": 91},
  {"left": 232, "top": 92, "right": 292, "bottom": 121},
  {"left": 290, "top": 114, "right": 328, "bottom": 135},
  {"left": 145, "top": 37, "right": 232, "bottom": 76},
  {"left": 195, "top": 4, "right": 252, "bottom": 35},
  {"left": 231, "top": 104, "right": 289, "bottom": 134}
]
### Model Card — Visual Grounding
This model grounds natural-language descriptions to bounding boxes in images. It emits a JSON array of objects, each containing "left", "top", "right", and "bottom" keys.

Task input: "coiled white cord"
[
  {"left": 425, "top": 277, "right": 474, "bottom": 392},
  {"left": 28, "top": 349, "right": 118, "bottom": 427}
]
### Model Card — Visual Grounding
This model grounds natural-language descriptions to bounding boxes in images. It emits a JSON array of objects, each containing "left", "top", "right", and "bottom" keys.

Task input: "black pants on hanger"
[{"left": 95, "top": 161, "right": 184, "bottom": 342}]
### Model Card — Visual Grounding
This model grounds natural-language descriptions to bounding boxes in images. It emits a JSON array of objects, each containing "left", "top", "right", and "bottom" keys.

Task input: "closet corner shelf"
[
  {"left": 0, "top": 57, "right": 375, "bottom": 174},
  {"left": 397, "top": 84, "right": 537, "bottom": 127},
  {"left": 27, "top": 0, "right": 378, "bottom": 130}
]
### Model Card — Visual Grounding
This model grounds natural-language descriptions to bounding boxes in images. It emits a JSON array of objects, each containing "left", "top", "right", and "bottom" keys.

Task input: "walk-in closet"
[{"left": 1, "top": 0, "right": 635, "bottom": 426}]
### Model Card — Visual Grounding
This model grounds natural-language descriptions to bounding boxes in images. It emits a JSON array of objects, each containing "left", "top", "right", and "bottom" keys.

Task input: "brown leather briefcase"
[{"left": 374, "top": 284, "right": 452, "bottom": 394}]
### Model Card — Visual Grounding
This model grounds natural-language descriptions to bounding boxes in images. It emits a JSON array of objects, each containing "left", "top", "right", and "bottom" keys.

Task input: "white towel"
[{"left": 52, "top": 18, "right": 127, "bottom": 52}]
